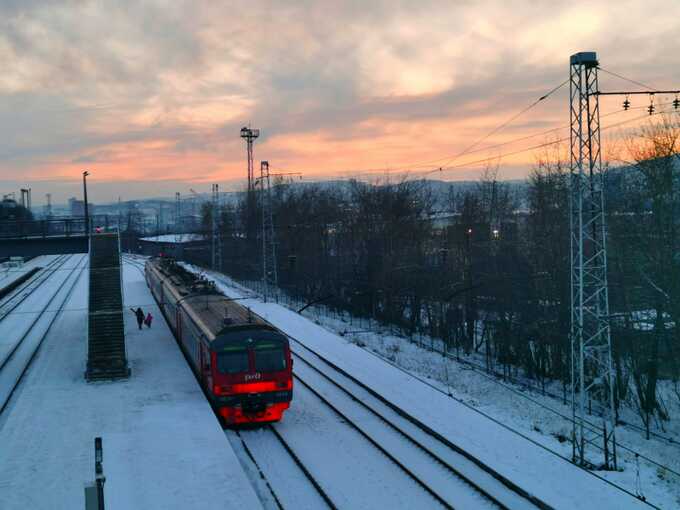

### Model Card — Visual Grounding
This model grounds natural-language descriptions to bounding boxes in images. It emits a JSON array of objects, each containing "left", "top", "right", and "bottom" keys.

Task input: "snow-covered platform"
[{"left": 0, "top": 261, "right": 261, "bottom": 510}]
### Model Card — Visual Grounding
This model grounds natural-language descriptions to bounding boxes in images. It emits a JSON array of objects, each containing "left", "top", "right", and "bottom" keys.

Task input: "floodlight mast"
[
  {"left": 240, "top": 126, "right": 260, "bottom": 193},
  {"left": 569, "top": 51, "right": 617, "bottom": 469}
]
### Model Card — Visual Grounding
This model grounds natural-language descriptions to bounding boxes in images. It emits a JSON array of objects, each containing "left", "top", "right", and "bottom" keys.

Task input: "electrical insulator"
[
  {"left": 674, "top": 96, "right": 680, "bottom": 110},
  {"left": 647, "top": 94, "right": 655, "bottom": 116},
  {"left": 623, "top": 97, "right": 630, "bottom": 111}
]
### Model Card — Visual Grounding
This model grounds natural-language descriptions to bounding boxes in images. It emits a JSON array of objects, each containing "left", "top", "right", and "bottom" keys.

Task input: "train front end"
[{"left": 210, "top": 326, "right": 293, "bottom": 425}]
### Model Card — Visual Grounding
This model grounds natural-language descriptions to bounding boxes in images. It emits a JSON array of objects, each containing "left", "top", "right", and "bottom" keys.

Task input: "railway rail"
[
  {"left": 288, "top": 340, "right": 548, "bottom": 510},
  {"left": 235, "top": 426, "right": 338, "bottom": 510},
  {"left": 0, "top": 255, "right": 71, "bottom": 322},
  {"left": 233, "top": 325, "right": 548, "bottom": 509},
  {"left": 0, "top": 254, "right": 88, "bottom": 415}
]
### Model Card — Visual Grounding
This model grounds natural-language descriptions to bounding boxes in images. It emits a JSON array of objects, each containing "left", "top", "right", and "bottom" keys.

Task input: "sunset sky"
[{"left": 1, "top": 0, "right": 679, "bottom": 204}]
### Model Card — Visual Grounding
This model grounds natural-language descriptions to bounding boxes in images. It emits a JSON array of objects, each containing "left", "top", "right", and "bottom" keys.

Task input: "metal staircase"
[{"left": 85, "top": 233, "right": 129, "bottom": 381}]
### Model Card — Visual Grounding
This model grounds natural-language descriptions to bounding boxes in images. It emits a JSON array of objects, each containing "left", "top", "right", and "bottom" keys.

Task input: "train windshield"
[
  {"left": 254, "top": 342, "right": 287, "bottom": 372},
  {"left": 217, "top": 348, "right": 249, "bottom": 374}
]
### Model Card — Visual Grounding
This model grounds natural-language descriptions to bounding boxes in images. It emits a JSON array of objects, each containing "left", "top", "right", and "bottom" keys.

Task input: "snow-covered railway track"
[
  {"left": 289, "top": 338, "right": 551, "bottom": 510},
  {"left": 0, "top": 254, "right": 87, "bottom": 415},
  {"left": 232, "top": 426, "right": 337, "bottom": 510},
  {"left": 0, "top": 254, "right": 70, "bottom": 321}
]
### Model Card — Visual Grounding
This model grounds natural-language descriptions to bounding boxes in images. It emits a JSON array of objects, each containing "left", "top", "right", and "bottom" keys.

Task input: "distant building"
[
  {"left": 69, "top": 197, "right": 84, "bottom": 216},
  {"left": 69, "top": 197, "right": 94, "bottom": 217},
  {"left": 0, "top": 198, "right": 33, "bottom": 221}
]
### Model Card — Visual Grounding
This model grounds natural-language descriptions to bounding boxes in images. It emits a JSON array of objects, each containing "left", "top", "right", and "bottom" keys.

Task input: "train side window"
[
  {"left": 254, "top": 347, "right": 287, "bottom": 372},
  {"left": 217, "top": 349, "right": 249, "bottom": 374}
]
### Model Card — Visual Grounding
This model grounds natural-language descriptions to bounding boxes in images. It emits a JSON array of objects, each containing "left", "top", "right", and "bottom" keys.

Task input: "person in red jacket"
[{"left": 144, "top": 312, "right": 153, "bottom": 328}]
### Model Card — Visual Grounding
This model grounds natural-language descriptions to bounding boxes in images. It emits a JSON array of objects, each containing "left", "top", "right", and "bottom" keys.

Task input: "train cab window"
[
  {"left": 217, "top": 349, "right": 249, "bottom": 374},
  {"left": 254, "top": 343, "right": 287, "bottom": 372}
]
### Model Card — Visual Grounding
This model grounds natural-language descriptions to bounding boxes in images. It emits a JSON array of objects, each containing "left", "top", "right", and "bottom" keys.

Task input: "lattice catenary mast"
[
  {"left": 175, "top": 192, "right": 181, "bottom": 232},
  {"left": 211, "top": 184, "right": 222, "bottom": 271},
  {"left": 259, "top": 161, "right": 278, "bottom": 301},
  {"left": 569, "top": 52, "right": 617, "bottom": 469}
]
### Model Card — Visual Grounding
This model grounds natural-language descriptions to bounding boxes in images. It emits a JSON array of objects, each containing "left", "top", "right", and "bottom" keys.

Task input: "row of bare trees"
[{"left": 190, "top": 118, "right": 679, "bottom": 433}]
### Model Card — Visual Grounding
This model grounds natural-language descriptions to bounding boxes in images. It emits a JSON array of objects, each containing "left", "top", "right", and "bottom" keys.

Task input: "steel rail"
[
  {"left": 292, "top": 350, "right": 528, "bottom": 509},
  {"left": 266, "top": 424, "right": 339, "bottom": 509},
  {"left": 288, "top": 337, "right": 553, "bottom": 510},
  {"left": 0, "top": 255, "right": 79, "bottom": 371},
  {"left": 233, "top": 430, "right": 286, "bottom": 510},
  {"left": 293, "top": 374, "right": 454, "bottom": 509},
  {"left": 0, "top": 255, "right": 71, "bottom": 321},
  {"left": 0, "top": 254, "right": 88, "bottom": 415}
]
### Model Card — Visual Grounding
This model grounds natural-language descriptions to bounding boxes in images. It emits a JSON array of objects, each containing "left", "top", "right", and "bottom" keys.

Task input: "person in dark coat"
[{"left": 130, "top": 307, "right": 145, "bottom": 330}]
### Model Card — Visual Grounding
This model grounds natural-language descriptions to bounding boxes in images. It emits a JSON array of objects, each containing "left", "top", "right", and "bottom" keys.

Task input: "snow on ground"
[
  {"left": 0, "top": 255, "right": 80, "bottom": 366},
  {"left": 0, "top": 260, "right": 262, "bottom": 510},
  {"left": 0, "top": 254, "right": 59, "bottom": 291},
  {"left": 184, "top": 263, "right": 662, "bottom": 510}
]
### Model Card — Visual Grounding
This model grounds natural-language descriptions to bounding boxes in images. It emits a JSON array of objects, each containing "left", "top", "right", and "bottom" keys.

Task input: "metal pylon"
[
  {"left": 569, "top": 52, "right": 617, "bottom": 469},
  {"left": 175, "top": 192, "right": 181, "bottom": 232},
  {"left": 260, "top": 161, "right": 278, "bottom": 301},
  {"left": 211, "top": 184, "right": 222, "bottom": 271}
]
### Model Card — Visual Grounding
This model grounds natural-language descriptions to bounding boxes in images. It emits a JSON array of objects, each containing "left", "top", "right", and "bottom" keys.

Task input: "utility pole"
[
  {"left": 259, "top": 161, "right": 277, "bottom": 301},
  {"left": 211, "top": 184, "right": 222, "bottom": 271},
  {"left": 83, "top": 171, "right": 90, "bottom": 234}
]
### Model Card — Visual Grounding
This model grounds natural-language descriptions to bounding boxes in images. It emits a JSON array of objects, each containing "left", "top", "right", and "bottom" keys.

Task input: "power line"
[
  {"left": 599, "top": 67, "right": 659, "bottom": 92},
  {"left": 273, "top": 102, "right": 671, "bottom": 185},
  {"left": 271, "top": 78, "right": 570, "bottom": 181},
  {"left": 426, "top": 104, "right": 679, "bottom": 176},
  {"left": 435, "top": 78, "right": 570, "bottom": 170}
]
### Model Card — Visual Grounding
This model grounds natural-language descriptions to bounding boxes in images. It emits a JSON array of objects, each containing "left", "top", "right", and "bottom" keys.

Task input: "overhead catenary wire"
[
  {"left": 421, "top": 104, "right": 680, "bottom": 177},
  {"left": 434, "top": 78, "right": 570, "bottom": 171},
  {"left": 599, "top": 67, "right": 659, "bottom": 92},
  {"left": 272, "top": 101, "right": 676, "bottom": 184},
  {"left": 271, "top": 78, "right": 571, "bottom": 180}
]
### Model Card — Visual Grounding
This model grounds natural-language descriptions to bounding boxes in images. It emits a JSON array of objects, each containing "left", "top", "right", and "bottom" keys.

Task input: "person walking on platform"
[
  {"left": 131, "top": 307, "right": 145, "bottom": 330},
  {"left": 144, "top": 312, "right": 153, "bottom": 329}
]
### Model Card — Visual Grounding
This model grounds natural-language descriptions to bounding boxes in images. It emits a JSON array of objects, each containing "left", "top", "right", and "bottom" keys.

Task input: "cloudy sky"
[{"left": 1, "top": 0, "right": 679, "bottom": 204}]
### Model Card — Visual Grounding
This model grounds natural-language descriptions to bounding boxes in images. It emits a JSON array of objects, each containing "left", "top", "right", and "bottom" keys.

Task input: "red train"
[{"left": 145, "top": 257, "right": 293, "bottom": 424}]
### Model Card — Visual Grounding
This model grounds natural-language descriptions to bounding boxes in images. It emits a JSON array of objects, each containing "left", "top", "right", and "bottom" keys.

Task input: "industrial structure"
[
  {"left": 569, "top": 51, "right": 680, "bottom": 469},
  {"left": 259, "top": 161, "right": 277, "bottom": 301},
  {"left": 211, "top": 183, "right": 222, "bottom": 271}
]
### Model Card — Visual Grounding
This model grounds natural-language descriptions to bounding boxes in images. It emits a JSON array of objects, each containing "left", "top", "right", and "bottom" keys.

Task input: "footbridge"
[{"left": 0, "top": 216, "right": 114, "bottom": 257}]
